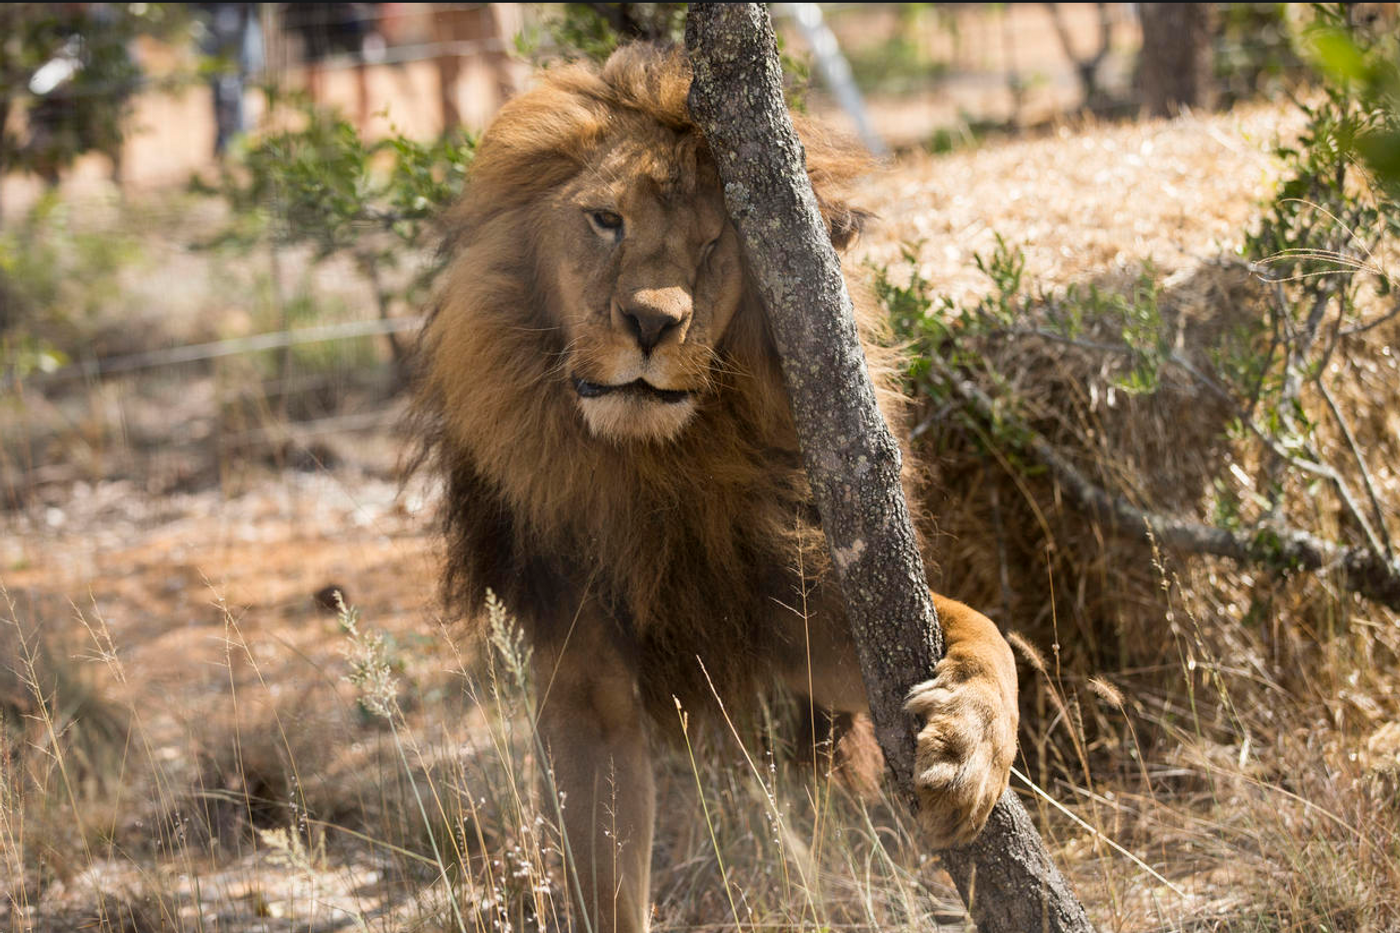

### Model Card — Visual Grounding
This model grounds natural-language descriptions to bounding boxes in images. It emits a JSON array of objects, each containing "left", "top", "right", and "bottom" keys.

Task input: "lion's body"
[{"left": 414, "top": 46, "right": 1018, "bottom": 933}]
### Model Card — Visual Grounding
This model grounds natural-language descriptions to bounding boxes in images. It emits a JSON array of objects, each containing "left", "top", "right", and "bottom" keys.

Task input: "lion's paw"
[{"left": 903, "top": 655, "right": 1017, "bottom": 848}]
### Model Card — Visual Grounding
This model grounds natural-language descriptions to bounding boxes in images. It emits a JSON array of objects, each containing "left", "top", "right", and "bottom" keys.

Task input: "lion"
[{"left": 412, "top": 45, "right": 1019, "bottom": 933}]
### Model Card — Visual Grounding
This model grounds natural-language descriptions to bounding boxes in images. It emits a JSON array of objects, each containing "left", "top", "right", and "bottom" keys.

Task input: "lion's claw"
[{"left": 904, "top": 655, "right": 1017, "bottom": 848}]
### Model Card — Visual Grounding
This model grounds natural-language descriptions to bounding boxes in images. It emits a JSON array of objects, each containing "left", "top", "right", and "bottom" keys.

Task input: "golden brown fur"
[{"left": 413, "top": 45, "right": 1018, "bottom": 933}]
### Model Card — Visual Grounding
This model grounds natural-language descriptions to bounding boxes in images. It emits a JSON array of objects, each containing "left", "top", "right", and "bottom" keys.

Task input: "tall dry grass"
[{"left": 4, "top": 535, "right": 1397, "bottom": 933}]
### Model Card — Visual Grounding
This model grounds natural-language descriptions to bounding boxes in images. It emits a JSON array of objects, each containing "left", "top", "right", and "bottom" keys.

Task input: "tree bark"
[
  {"left": 1138, "top": 3, "right": 1215, "bottom": 117},
  {"left": 685, "top": 5, "right": 1096, "bottom": 932}
]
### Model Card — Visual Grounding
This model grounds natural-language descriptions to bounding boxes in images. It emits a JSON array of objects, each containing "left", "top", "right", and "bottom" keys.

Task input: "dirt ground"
[{"left": 1, "top": 470, "right": 446, "bottom": 930}]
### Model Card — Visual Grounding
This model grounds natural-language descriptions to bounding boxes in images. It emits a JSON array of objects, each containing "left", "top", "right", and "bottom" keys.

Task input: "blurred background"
[
  {"left": 0, "top": 3, "right": 1303, "bottom": 206},
  {"left": 0, "top": 2, "right": 1317, "bottom": 506}
]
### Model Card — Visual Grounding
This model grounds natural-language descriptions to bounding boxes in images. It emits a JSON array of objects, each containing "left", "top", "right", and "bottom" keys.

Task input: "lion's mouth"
[{"left": 572, "top": 376, "right": 692, "bottom": 405}]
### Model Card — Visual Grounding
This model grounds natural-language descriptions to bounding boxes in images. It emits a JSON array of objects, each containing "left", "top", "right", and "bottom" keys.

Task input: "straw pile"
[{"left": 851, "top": 100, "right": 1400, "bottom": 710}]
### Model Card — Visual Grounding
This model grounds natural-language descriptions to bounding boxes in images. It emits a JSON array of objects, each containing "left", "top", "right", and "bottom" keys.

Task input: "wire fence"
[{"left": 18, "top": 315, "right": 424, "bottom": 389}]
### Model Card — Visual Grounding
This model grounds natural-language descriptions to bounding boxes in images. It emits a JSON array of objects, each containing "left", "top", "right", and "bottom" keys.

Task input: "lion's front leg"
[
  {"left": 777, "top": 585, "right": 1018, "bottom": 848},
  {"left": 534, "top": 627, "right": 654, "bottom": 933},
  {"left": 903, "top": 593, "right": 1019, "bottom": 848}
]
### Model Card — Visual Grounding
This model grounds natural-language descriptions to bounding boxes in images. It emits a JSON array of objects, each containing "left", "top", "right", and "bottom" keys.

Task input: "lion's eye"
[
  {"left": 701, "top": 235, "right": 721, "bottom": 266},
  {"left": 587, "top": 210, "right": 624, "bottom": 240}
]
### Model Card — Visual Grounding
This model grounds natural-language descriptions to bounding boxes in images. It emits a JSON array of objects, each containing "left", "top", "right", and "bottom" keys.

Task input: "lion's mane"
[{"left": 412, "top": 46, "right": 912, "bottom": 716}]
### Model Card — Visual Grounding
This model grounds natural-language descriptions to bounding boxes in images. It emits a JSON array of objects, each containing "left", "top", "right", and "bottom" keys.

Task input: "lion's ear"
[{"left": 823, "top": 203, "right": 872, "bottom": 252}]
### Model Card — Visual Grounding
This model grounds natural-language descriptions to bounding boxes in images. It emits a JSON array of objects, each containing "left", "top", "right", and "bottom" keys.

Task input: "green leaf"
[{"left": 1310, "top": 27, "right": 1368, "bottom": 83}]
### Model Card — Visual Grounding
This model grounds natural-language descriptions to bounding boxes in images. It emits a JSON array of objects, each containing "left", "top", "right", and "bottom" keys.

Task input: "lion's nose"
[
  {"left": 621, "top": 306, "right": 683, "bottom": 353},
  {"left": 617, "top": 289, "right": 691, "bottom": 353}
]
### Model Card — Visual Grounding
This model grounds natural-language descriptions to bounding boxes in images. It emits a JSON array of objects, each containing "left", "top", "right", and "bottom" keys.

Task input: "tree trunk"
[
  {"left": 1045, "top": 3, "right": 1114, "bottom": 113},
  {"left": 1138, "top": 3, "right": 1215, "bottom": 117},
  {"left": 685, "top": 5, "right": 1096, "bottom": 932}
]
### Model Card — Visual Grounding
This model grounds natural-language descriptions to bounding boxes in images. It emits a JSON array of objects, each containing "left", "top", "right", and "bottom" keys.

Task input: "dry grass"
[
  {"left": 857, "top": 100, "right": 1307, "bottom": 291},
  {"left": 856, "top": 98, "right": 1400, "bottom": 931},
  {"left": 3, "top": 97, "right": 1400, "bottom": 932}
]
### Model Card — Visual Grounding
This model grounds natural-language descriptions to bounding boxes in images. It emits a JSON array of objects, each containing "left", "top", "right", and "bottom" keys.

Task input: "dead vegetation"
[
  {"left": 865, "top": 96, "right": 1400, "bottom": 930},
  {"left": 3, "top": 95, "right": 1400, "bottom": 932}
]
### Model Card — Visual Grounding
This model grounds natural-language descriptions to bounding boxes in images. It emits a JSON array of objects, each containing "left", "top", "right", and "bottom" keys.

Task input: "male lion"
[{"left": 414, "top": 45, "right": 1018, "bottom": 933}]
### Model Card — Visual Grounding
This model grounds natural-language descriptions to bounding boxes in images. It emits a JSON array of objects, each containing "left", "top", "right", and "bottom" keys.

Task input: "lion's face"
[{"left": 539, "top": 127, "right": 745, "bottom": 444}]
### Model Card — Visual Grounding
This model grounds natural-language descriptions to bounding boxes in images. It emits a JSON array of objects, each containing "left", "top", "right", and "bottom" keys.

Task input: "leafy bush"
[
  {"left": 194, "top": 94, "right": 476, "bottom": 375},
  {"left": 529, "top": 3, "right": 688, "bottom": 62},
  {"left": 0, "top": 4, "right": 190, "bottom": 181},
  {"left": 1213, "top": 3, "right": 1308, "bottom": 107},
  {"left": 0, "top": 194, "right": 144, "bottom": 379},
  {"left": 1301, "top": 3, "right": 1400, "bottom": 189}
]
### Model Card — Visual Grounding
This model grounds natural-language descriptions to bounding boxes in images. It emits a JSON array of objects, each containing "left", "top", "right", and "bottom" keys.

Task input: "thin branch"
[
  {"left": 1263, "top": 276, "right": 1391, "bottom": 555},
  {"left": 1339, "top": 298, "right": 1400, "bottom": 337},
  {"left": 1245, "top": 294, "right": 1283, "bottom": 422},
  {"left": 360, "top": 254, "right": 408, "bottom": 370},
  {"left": 935, "top": 361, "right": 1400, "bottom": 611},
  {"left": 1043, "top": 3, "right": 1112, "bottom": 107},
  {"left": 991, "top": 319, "right": 1390, "bottom": 557},
  {"left": 1319, "top": 379, "right": 1393, "bottom": 559}
]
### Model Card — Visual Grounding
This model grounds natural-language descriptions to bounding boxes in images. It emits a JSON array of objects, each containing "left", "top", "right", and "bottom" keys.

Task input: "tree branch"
[
  {"left": 685, "top": 5, "right": 1096, "bottom": 931},
  {"left": 936, "top": 361, "right": 1400, "bottom": 611},
  {"left": 1318, "top": 379, "right": 1393, "bottom": 559},
  {"left": 992, "top": 321, "right": 1391, "bottom": 559},
  {"left": 1044, "top": 3, "right": 1113, "bottom": 109}
]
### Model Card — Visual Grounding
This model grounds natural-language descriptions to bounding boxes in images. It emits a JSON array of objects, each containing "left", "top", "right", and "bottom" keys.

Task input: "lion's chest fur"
[
  {"left": 543, "top": 406, "right": 823, "bottom": 706},
  {"left": 490, "top": 400, "right": 831, "bottom": 714}
]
